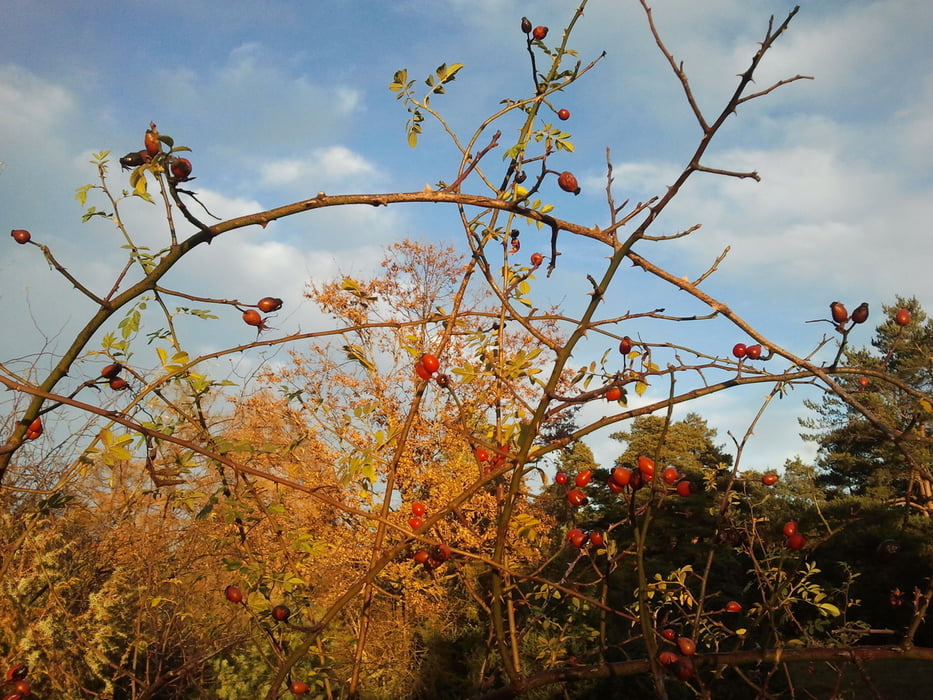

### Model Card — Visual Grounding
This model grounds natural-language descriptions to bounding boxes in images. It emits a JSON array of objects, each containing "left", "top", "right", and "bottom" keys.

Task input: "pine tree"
[{"left": 801, "top": 296, "right": 933, "bottom": 511}]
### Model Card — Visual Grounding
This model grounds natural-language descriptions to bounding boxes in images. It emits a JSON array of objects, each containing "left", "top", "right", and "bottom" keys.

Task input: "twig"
[
  {"left": 693, "top": 245, "right": 730, "bottom": 286},
  {"left": 443, "top": 130, "right": 501, "bottom": 192}
]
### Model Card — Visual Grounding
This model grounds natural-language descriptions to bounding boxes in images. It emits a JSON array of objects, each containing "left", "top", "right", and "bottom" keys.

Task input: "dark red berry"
[
  {"left": 120, "top": 151, "right": 146, "bottom": 169},
  {"left": 257, "top": 296, "right": 283, "bottom": 313},
  {"left": 242, "top": 309, "right": 264, "bottom": 327},
  {"left": 557, "top": 171, "right": 580, "bottom": 195},
  {"left": 676, "top": 637, "right": 696, "bottom": 656},
  {"left": 830, "top": 301, "right": 848, "bottom": 324},
  {"left": 851, "top": 302, "right": 869, "bottom": 324},
  {"left": 101, "top": 363, "right": 123, "bottom": 379},
  {"left": 170, "top": 157, "right": 192, "bottom": 181}
]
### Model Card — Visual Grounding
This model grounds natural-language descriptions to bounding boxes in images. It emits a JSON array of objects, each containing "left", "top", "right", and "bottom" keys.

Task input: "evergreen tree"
[
  {"left": 801, "top": 296, "right": 933, "bottom": 510},
  {"left": 610, "top": 412, "right": 732, "bottom": 473}
]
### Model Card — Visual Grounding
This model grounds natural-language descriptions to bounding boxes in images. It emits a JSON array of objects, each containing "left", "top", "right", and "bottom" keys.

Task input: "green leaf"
[
  {"left": 75, "top": 184, "right": 93, "bottom": 207},
  {"left": 343, "top": 344, "right": 376, "bottom": 373},
  {"left": 118, "top": 308, "right": 141, "bottom": 339},
  {"left": 389, "top": 69, "right": 409, "bottom": 92},
  {"left": 436, "top": 62, "right": 464, "bottom": 83}
]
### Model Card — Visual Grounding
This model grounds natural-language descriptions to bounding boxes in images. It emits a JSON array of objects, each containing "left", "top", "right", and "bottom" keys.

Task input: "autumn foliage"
[{"left": 2, "top": 3, "right": 932, "bottom": 699}]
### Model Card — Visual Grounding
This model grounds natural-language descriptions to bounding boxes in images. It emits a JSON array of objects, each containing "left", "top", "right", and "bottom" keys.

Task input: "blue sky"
[{"left": 2, "top": 0, "right": 931, "bottom": 472}]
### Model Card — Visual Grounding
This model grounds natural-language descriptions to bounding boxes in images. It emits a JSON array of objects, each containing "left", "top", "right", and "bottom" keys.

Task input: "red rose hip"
[
  {"left": 420, "top": 353, "right": 440, "bottom": 374},
  {"left": 557, "top": 171, "right": 580, "bottom": 195}
]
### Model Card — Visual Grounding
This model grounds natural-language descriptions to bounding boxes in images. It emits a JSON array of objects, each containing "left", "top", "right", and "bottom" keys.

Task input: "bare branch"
[
  {"left": 639, "top": 0, "right": 709, "bottom": 131},
  {"left": 738, "top": 74, "right": 814, "bottom": 104},
  {"left": 693, "top": 164, "right": 761, "bottom": 181}
]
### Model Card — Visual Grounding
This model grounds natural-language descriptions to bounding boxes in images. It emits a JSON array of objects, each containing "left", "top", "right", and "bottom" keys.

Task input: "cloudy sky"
[{"left": 2, "top": 0, "right": 931, "bottom": 472}]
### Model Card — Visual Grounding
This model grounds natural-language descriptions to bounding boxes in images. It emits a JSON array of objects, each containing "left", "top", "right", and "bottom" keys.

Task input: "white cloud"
[
  {"left": 0, "top": 64, "right": 74, "bottom": 135},
  {"left": 152, "top": 44, "right": 363, "bottom": 158},
  {"left": 259, "top": 146, "right": 378, "bottom": 188}
]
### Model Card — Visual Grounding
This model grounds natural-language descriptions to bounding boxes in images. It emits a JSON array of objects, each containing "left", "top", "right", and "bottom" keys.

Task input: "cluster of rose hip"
[
  {"left": 222, "top": 585, "right": 312, "bottom": 695},
  {"left": 118, "top": 122, "right": 193, "bottom": 182},
  {"left": 555, "top": 456, "right": 698, "bottom": 512},
  {"left": 829, "top": 300, "right": 911, "bottom": 332},
  {"left": 566, "top": 525, "right": 604, "bottom": 550},
  {"left": 405, "top": 501, "right": 454, "bottom": 571},
  {"left": 2, "top": 662, "right": 31, "bottom": 699},
  {"left": 240, "top": 296, "right": 284, "bottom": 332},
  {"left": 14, "top": 360, "right": 135, "bottom": 445},
  {"left": 557, "top": 461, "right": 788, "bottom": 538},
  {"left": 654, "top": 596, "right": 749, "bottom": 681}
]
